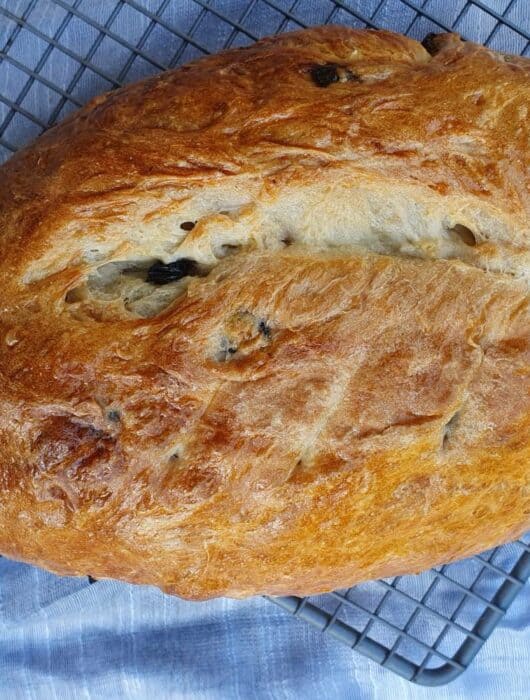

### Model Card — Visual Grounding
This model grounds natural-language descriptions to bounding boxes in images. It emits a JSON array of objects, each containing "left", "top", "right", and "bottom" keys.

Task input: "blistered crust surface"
[{"left": 0, "top": 26, "right": 529, "bottom": 599}]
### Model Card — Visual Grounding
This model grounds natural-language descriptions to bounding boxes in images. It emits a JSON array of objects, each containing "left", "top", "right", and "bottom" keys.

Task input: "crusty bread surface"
[{"left": 0, "top": 26, "right": 529, "bottom": 599}]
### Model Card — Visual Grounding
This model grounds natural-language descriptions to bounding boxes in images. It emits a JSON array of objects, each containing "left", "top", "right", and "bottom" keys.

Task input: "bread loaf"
[{"left": 0, "top": 26, "right": 528, "bottom": 599}]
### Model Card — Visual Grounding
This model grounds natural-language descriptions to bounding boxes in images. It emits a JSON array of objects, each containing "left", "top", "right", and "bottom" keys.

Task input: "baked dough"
[{"left": 0, "top": 26, "right": 528, "bottom": 599}]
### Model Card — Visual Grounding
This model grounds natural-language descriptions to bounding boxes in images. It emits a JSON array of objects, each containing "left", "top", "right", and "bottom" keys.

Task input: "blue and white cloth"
[{"left": 0, "top": 557, "right": 530, "bottom": 698}]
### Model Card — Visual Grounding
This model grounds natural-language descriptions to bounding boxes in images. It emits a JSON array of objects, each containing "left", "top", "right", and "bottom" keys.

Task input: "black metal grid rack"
[{"left": 1, "top": 0, "right": 529, "bottom": 687}]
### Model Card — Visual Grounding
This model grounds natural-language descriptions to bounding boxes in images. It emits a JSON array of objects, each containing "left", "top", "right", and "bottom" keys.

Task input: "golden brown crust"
[{"left": 0, "top": 26, "right": 529, "bottom": 598}]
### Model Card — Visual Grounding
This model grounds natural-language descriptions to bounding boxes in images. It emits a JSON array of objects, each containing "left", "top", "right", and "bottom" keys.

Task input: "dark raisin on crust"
[
  {"left": 216, "top": 337, "right": 238, "bottom": 362},
  {"left": 258, "top": 320, "right": 272, "bottom": 339},
  {"left": 146, "top": 258, "right": 201, "bottom": 285},
  {"left": 310, "top": 63, "right": 361, "bottom": 87},
  {"left": 180, "top": 221, "right": 196, "bottom": 231},
  {"left": 310, "top": 63, "right": 340, "bottom": 87},
  {"left": 422, "top": 32, "right": 443, "bottom": 56}
]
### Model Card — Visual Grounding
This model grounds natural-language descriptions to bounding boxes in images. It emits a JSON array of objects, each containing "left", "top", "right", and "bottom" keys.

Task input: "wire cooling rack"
[{"left": 1, "top": 0, "right": 530, "bottom": 687}]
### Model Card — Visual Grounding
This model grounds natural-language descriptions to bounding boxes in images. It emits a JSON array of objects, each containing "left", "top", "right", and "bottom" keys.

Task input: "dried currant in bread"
[{"left": 146, "top": 258, "right": 202, "bottom": 285}]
